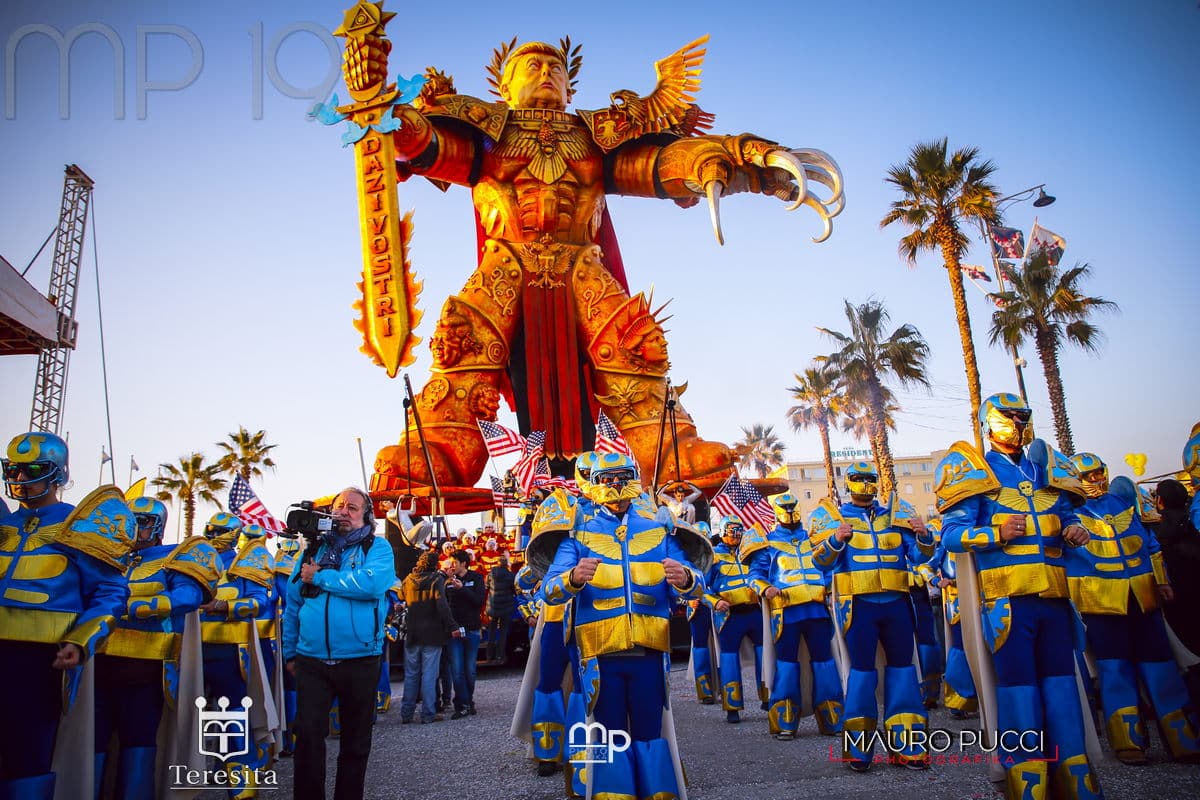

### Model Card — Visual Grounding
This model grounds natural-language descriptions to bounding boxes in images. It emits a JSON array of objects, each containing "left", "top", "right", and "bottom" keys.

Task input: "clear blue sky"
[{"left": 2, "top": 1, "right": 1197, "bottom": 537}]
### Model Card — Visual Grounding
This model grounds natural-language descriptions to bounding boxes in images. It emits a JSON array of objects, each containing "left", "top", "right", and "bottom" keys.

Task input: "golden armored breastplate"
[{"left": 477, "top": 109, "right": 605, "bottom": 244}]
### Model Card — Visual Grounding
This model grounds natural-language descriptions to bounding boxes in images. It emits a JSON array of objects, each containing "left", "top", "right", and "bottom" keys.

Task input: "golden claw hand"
[{"left": 706, "top": 136, "right": 845, "bottom": 244}]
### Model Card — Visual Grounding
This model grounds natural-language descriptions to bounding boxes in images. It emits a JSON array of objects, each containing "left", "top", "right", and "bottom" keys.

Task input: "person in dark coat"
[
  {"left": 485, "top": 551, "right": 517, "bottom": 665},
  {"left": 400, "top": 551, "right": 456, "bottom": 723},
  {"left": 1153, "top": 479, "right": 1200, "bottom": 708}
]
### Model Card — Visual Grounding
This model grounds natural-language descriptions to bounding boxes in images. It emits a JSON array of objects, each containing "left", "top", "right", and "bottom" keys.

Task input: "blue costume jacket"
[{"left": 0, "top": 501, "right": 130, "bottom": 658}]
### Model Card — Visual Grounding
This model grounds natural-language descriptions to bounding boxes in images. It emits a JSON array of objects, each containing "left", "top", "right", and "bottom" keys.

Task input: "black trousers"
[{"left": 293, "top": 654, "right": 381, "bottom": 800}]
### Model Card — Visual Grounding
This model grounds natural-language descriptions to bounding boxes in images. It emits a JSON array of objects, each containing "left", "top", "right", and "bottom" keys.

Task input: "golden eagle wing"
[{"left": 628, "top": 35, "right": 709, "bottom": 135}]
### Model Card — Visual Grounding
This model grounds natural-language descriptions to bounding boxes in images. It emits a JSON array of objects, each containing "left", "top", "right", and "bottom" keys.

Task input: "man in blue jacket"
[{"left": 283, "top": 487, "right": 396, "bottom": 800}]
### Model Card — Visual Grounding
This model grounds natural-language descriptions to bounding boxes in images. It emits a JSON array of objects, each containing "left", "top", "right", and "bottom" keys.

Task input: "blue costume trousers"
[
  {"left": 0, "top": 642, "right": 62, "bottom": 799},
  {"left": 717, "top": 608, "right": 764, "bottom": 712},
  {"left": 588, "top": 652, "right": 678, "bottom": 800},
  {"left": 1083, "top": 602, "right": 1200, "bottom": 759},
  {"left": 841, "top": 596, "right": 926, "bottom": 765},
  {"left": 94, "top": 654, "right": 163, "bottom": 800},
  {"left": 688, "top": 604, "right": 715, "bottom": 703},
  {"left": 202, "top": 644, "right": 268, "bottom": 798},
  {"left": 990, "top": 595, "right": 1102, "bottom": 800},
  {"left": 769, "top": 615, "right": 842, "bottom": 735},
  {"left": 943, "top": 621, "right": 977, "bottom": 714},
  {"left": 532, "top": 620, "right": 569, "bottom": 765},
  {"left": 910, "top": 587, "right": 944, "bottom": 707}
]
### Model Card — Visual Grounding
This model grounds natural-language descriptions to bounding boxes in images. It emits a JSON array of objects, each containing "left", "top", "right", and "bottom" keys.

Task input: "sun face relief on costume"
[{"left": 332, "top": 9, "right": 844, "bottom": 498}]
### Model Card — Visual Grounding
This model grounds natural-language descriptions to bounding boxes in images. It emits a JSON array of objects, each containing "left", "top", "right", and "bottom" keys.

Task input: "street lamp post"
[{"left": 976, "top": 183, "right": 1055, "bottom": 404}]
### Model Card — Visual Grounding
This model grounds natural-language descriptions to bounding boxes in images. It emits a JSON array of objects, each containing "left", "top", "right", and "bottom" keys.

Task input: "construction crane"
[{"left": 29, "top": 164, "right": 94, "bottom": 435}]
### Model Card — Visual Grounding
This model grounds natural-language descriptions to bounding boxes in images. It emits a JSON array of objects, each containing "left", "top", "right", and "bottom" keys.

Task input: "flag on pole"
[
  {"left": 100, "top": 446, "right": 111, "bottom": 465},
  {"left": 960, "top": 264, "right": 992, "bottom": 282},
  {"left": 1026, "top": 222, "right": 1066, "bottom": 266},
  {"left": 228, "top": 474, "right": 285, "bottom": 535},
  {"left": 489, "top": 475, "right": 520, "bottom": 509},
  {"left": 534, "top": 471, "right": 579, "bottom": 496},
  {"left": 130, "top": 455, "right": 140, "bottom": 472},
  {"left": 711, "top": 475, "right": 774, "bottom": 530},
  {"left": 477, "top": 419, "right": 526, "bottom": 459},
  {"left": 512, "top": 431, "right": 546, "bottom": 495},
  {"left": 989, "top": 225, "right": 1025, "bottom": 260},
  {"left": 594, "top": 410, "right": 634, "bottom": 457}
]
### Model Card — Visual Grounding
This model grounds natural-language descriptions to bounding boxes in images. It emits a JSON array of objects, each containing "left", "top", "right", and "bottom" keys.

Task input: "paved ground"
[{"left": 199, "top": 660, "right": 1200, "bottom": 799}]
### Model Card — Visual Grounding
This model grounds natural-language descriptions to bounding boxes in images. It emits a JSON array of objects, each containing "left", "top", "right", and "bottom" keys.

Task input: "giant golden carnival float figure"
[{"left": 325, "top": 1, "right": 843, "bottom": 512}]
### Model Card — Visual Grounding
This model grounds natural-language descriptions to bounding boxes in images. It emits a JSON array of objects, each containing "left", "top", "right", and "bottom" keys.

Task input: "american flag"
[
  {"left": 711, "top": 475, "right": 773, "bottom": 530},
  {"left": 477, "top": 419, "right": 526, "bottom": 459},
  {"left": 228, "top": 474, "right": 285, "bottom": 535},
  {"left": 489, "top": 475, "right": 521, "bottom": 509},
  {"left": 594, "top": 410, "right": 634, "bottom": 457},
  {"left": 512, "top": 431, "right": 546, "bottom": 495},
  {"left": 534, "top": 472, "right": 580, "bottom": 496}
]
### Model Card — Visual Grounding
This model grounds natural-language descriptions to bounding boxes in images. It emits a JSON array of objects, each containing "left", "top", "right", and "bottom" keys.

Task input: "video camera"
[
  {"left": 283, "top": 500, "right": 335, "bottom": 598},
  {"left": 281, "top": 500, "right": 335, "bottom": 540}
]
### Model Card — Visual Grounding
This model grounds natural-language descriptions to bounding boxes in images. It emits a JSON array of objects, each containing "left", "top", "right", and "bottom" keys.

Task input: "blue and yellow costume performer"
[
  {"left": 0, "top": 432, "right": 132, "bottom": 800},
  {"left": 199, "top": 513, "right": 276, "bottom": 798},
  {"left": 811, "top": 462, "right": 931, "bottom": 771},
  {"left": 542, "top": 453, "right": 710, "bottom": 800},
  {"left": 511, "top": 453, "right": 593, "bottom": 793},
  {"left": 94, "top": 497, "right": 220, "bottom": 800},
  {"left": 744, "top": 492, "right": 843, "bottom": 739},
  {"left": 938, "top": 393, "right": 1104, "bottom": 800},
  {"left": 1066, "top": 453, "right": 1200, "bottom": 765},
  {"left": 705, "top": 514, "right": 766, "bottom": 724},
  {"left": 272, "top": 536, "right": 302, "bottom": 756},
  {"left": 921, "top": 519, "right": 978, "bottom": 718}
]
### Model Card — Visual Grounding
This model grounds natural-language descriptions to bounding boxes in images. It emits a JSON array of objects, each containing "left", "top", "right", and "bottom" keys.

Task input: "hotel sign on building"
[{"left": 780, "top": 449, "right": 949, "bottom": 521}]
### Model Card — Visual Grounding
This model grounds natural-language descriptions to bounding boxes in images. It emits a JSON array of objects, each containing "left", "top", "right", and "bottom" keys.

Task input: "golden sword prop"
[{"left": 334, "top": 1, "right": 422, "bottom": 377}]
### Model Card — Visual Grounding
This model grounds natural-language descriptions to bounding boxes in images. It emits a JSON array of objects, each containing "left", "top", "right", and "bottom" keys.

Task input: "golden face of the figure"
[{"left": 501, "top": 51, "right": 568, "bottom": 110}]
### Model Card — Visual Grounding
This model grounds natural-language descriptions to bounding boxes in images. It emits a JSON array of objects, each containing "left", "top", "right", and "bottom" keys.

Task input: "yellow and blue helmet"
[
  {"left": 718, "top": 514, "right": 745, "bottom": 545},
  {"left": 696, "top": 520, "right": 712, "bottom": 539},
  {"left": 238, "top": 523, "right": 268, "bottom": 549},
  {"left": 1183, "top": 421, "right": 1200, "bottom": 480},
  {"left": 845, "top": 461, "right": 879, "bottom": 498},
  {"left": 3, "top": 431, "right": 69, "bottom": 501},
  {"left": 980, "top": 392, "right": 1033, "bottom": 448},
  {"left": 275, "top": 536, "right": 301, "bottom": 556},
  {"left": 129, "top": 496, "right": 169, "bottom": 542},
  {"left": 583, "top": 452, "right": 642, "bottom": 505},
  {"left": 204, "top": 511, "right": 243, "bottom": 550},
  {"left": 1069, "top": 452, "right": 1108, "bottom": 499},
  {"left": 574, "top": 451, "right": 599, "bottom": 497},
  {"left": 772, "top": 492, "right": 803, "bottom": 526}
]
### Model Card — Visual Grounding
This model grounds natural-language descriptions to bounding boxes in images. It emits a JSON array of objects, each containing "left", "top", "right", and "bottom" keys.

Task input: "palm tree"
[
  {"left": 216, "top": 426, "right": 278, "bottom": 481},
  {"left": 786, "top": 364, "right": 845, "bottom": 501},
  {"left": 881, "top": 138, "right": 999, "bottom": 451},
  {"left": 988, "top": 250, "right": 1117, "bottom": 455},
  {"left": 818, "top": 299, "right": 930, "bottom": 497},
  {"left": 152, "top": 452, "right": 227, "bottom": 539},
  {"left": 839, "top": 389, "right": 899, "bottom": 469},
  {"left": 734, "top": 424, "right": 786, "bottom": 479}
]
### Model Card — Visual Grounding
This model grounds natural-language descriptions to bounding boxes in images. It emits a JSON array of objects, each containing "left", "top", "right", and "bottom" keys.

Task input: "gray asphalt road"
[{"left": 198, "top": 660, "right": 1200, "bottom": 799}]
